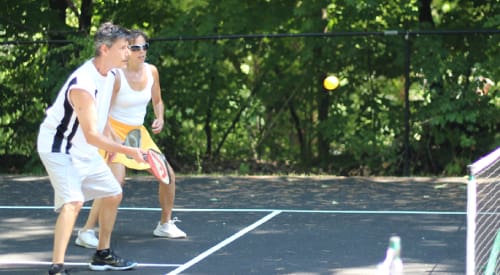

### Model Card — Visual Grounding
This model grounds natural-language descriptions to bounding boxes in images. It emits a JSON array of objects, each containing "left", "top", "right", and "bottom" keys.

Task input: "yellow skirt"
[{"left": 102, "top": 118, "right": 162, "bottom": 170}]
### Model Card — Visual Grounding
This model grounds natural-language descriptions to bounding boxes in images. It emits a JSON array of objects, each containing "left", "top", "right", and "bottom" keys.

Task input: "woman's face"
[{"left": 128, "top": 35, "right": 148, "bottom": 63}]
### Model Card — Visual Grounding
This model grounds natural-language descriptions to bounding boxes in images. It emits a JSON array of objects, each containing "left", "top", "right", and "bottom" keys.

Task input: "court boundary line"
[
  {"left": 0, "top": 205, "right": 466, "bottom": 215},
  {"left": 165, "top": 210, "right": 282, "bottom": 275},
  {"left": 0, "top": 260, "right": 181, "bottom": 268}
]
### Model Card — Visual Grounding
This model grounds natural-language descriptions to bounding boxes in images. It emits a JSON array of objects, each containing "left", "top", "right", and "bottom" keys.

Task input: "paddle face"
[
  {"left": 123, "top": 129, "right": 142, "bottom": 160},
  {"left": 146, "top": 149, "right": 170, "bottom": 184},
  {"left": 123, "top": 129, "right": 170, "bottom": 184}
]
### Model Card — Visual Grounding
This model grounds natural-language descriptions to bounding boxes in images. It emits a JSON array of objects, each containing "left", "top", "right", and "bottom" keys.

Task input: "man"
[{"left": 37, "top": 22, "right": 144, "bottom": 275}]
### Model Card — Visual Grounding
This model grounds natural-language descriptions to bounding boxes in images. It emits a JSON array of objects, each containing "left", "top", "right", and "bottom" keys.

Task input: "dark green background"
[{"left": 1, "top": 0, "right": 498, "bottom": 176}]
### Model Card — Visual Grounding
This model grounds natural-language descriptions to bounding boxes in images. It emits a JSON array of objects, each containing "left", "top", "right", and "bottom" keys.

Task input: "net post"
[{"left": 466, "top": 147, "right": 500, "bottom": 275}]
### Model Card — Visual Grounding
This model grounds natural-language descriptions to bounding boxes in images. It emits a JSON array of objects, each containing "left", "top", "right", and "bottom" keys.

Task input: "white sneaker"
[
  {"left": 153, "top": 218, "right": 187, "bottom": 238},
  {"left": 75, "top": 229, "right": 98, "bottom": 248}
]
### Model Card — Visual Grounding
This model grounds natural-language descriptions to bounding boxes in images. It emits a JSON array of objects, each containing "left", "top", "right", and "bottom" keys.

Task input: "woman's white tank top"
[{"left": 109, "top": 64, "right": 153, "bottom": 126}]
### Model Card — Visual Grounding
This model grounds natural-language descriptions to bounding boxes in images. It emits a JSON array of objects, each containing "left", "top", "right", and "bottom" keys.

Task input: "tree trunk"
[
  {"left": 79, "top": 0, "right": 93, "bottom": 34},
  {"left": 288, "top": 101, "right": 308, "bottom": 168},
  {"left": 419, "top": 0, "right": 434, "bottom": 26},
  {"left": 48, "top": 0, "right": 68, "bottom": 40}
]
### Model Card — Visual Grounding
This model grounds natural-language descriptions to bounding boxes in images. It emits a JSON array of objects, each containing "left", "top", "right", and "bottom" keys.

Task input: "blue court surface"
[{"left": 0, "top": 175, "right": 467, "bottom": 274}]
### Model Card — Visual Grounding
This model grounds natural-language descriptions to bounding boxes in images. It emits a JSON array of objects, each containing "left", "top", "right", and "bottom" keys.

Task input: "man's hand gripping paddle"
[{"left": 124, "top": 129, "right": 170, "bottom": 184}]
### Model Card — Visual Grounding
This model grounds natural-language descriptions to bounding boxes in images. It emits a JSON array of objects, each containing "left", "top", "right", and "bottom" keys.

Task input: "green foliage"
[{"left": 0, "top": 0, "right": 498, "bottom": 175}]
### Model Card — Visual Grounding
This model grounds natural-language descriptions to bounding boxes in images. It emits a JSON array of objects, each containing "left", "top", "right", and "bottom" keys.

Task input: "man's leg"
[
  {"left": 86, "top": 161, "right": 126, "bottom": 232},
  {"left": 96, "top": 162, "right": 126, "bottom": 248},
  {"left": 88, "top": 161, "right": 137, "bottom": 271},
  {"left": 77, "top": 163, "right": 125, "bottom": 248},
  {"left": 89, "top": 192, "right": 137, "bottom": 271},
  {"left": 53, "top": 202, "right": 83, "bottom": 263},
  {"left": 82, "top": 162, "right": 125, "bottom": 233},
  {"left": 97, "top": 193, "right": 122, "bottom": 249},
  {"left": 39, "top": 152, "right": 84, "bottom": 266}
]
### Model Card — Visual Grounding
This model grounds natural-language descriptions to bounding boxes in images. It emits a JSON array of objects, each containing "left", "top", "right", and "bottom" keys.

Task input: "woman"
[{"left": 75, "top": 30, "right": 186, "bottom": 249}]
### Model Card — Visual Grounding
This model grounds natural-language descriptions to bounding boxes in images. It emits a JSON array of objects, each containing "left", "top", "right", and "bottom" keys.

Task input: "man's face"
[{"left": 107, "top": 38, "right": 130, "bottom": 69}]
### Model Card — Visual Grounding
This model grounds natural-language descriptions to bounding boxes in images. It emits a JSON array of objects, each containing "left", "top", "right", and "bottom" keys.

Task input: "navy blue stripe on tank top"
[
  {"left": 51, "top": 77, "right": 77, "bottom": 153},
  {"left": 66, "top": 120, "right": 79, "bottom": 153}
]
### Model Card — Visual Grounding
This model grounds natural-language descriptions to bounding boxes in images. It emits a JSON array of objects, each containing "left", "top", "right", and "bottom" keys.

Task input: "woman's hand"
[{"left": 151, "top": 118, "right": 164, "bottom": 134}]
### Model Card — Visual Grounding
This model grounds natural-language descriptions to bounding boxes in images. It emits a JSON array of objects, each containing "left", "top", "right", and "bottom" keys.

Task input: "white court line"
[
  {"left": 0, "top": 205, "right": 466, "bottom": 215},
  {"left": 0, "top": 260, "right": 180, "bottom": 268},
  {"left": 165, "top": 210, "right": 282, "bottom": 275}
]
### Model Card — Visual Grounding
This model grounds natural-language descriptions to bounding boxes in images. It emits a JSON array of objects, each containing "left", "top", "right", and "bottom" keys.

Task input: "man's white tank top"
[
  {"left": 109, "top": 64, "right": 153, "bottom": 126},
  {"left": 37, "top": 59, "right": 116, "bottom": 159}
]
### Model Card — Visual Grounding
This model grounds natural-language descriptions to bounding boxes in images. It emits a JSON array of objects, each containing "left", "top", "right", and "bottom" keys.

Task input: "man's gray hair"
[{"left": 94, "top": 22, "right": 130, "bottom": 56}]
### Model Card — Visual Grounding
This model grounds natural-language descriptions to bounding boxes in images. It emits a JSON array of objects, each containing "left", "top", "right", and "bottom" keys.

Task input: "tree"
[{"left": 0, "top": 0, "right": 498, "bottom": 175}]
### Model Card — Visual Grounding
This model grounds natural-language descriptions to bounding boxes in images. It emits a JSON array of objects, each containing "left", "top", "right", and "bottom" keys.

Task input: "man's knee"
[
  {"left": 104, "top": 193, "right": 123, "bottom": 204},
  {"left": 62, "top": 201, "right": 83, "bottom": 213}
]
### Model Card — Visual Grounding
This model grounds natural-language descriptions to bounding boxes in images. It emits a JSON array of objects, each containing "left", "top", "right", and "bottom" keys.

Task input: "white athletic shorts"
[{"left": 38, "top": 152, "right": 122, "bottom": 212}]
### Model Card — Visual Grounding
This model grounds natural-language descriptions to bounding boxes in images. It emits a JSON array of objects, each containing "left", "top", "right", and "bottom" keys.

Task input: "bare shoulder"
[{"left": 147, "top": 63, "right": 159, "bottom": 73}]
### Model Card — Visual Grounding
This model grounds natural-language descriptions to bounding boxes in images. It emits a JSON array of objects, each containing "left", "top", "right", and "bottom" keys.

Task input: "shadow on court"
[{"left": 0, "top": 175, "right": 467, "bottom": 274}]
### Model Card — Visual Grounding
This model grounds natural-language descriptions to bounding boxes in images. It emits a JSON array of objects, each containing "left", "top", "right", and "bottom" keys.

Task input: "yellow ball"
[{"left": 323, "top": 75, "right": 339, "bottom": 90}]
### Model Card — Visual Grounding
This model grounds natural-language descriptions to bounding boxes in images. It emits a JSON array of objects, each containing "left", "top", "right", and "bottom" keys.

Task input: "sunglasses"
[{"left": 128, "top": 43, "right": 149, "bottom": 52}]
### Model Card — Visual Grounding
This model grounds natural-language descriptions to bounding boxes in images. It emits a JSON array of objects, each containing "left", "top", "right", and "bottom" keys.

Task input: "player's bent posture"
[
  {"left": 37, "top": 22, "right": 146, "bottom": 275},
  {"left": 75, "top": 29, "right": 186, "bottom": 250}
]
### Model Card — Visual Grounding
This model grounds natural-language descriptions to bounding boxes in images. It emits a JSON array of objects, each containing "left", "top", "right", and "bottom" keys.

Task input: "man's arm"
[{"left": 69, "top": 88, "right": 145, "bottom": 162}]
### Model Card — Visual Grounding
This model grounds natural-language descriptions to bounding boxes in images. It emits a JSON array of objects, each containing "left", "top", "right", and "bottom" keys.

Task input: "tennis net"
[{"left": 467, "top": 147, "right": 500, "bottom": 275}]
